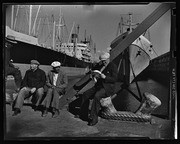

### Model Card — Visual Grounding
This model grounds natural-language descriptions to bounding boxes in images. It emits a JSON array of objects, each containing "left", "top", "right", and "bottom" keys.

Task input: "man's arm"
[
  {"left": 56, "top": 72, "right": 68, "bottom": 89},
  {"left": 104, "top": 63, "right": 118, "bottom": 83},
  {"left": 21, "top": 70, "right": 28, "bottom": 88},
  {"left": 36, "top": 70, "right": 46, "bottom": 89},
  {"left": 46, "top": 71, "right": 53, "bottom": 88}
]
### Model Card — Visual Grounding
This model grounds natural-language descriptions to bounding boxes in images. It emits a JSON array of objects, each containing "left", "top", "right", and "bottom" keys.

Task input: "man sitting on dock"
[
  {"left": 5, "top": 38, "right": 22, "bottom": 91},
  {"left": 12, "top": 60, "right": 46, "bottom": 116},
  {"left": 75, "top": 52, "right": 118, "bottom": 126},
  {"left": 41, "top": 61, "right": 68, "bottom": 118}
]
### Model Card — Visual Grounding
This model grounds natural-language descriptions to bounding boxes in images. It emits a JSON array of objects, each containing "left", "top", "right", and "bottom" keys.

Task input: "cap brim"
[{"left": 31, "top": 63, "right": 39, "bottom": 65}]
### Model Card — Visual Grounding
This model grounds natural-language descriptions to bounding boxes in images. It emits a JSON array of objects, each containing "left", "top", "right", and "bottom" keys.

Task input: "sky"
[{"left": 5, "top": 2, "right": 172, "bottom": 60}]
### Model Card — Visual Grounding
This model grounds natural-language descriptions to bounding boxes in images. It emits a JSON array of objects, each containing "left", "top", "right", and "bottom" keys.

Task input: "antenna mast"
[{"left": 11, "top": 5, "right": 14, "bottom": 29}]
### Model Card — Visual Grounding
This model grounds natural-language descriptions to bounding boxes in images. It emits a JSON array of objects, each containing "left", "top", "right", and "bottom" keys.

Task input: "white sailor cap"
[
  {"left": 51, "top": 61, "right": 61, "bottom": 67},
  {"left": 99, "top": 52, "right": 110, "bottom": 61}
]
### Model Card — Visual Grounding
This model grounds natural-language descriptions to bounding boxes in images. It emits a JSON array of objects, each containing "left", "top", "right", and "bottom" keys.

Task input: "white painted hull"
[{"left": 129, "top": 44, "right": 150, "bottom": 83}]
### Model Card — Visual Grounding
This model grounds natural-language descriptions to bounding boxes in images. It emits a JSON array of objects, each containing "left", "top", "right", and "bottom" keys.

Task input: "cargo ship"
[
  {"left": 111, "top": 13, "right": 157, "bottom": 83},
  {"left": 5, "top": 5, "right": 93, "bottom": 68}
]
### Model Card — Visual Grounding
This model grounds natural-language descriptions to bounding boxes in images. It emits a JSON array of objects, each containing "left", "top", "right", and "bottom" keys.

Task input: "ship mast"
[
  {"left": 68, "top": 22, "right": 75, "bottom": 43},
  {"left": 13, "top": 5, "right": 20, "bottom": 30},
  {"left": 31, "top": 5, "right": 41, "bottom": 36},
  {"left": 36, "top": 18, "right": 41, "bottom": 37},
  {"left": 56, "top": 8, "right": 66, "bottom": 44},
  {"left": 11, "top": 5, "right": 14, "bottom": 29},
  {"left": 120, "top": 13, "right": 139, "bottom": 33},
  {"left": 116, "top": 17, "right": 124, "bottom": 37},
  {"left": 75, "top": 24, "right": 80, "bottom": 40},
  {"left": 128, "top": 12, "right": 133, "bottom": 32},
  {"left": 29, "top": 5, "right": 32, "bottom": 35},
  {"left": 52, "top": 15, "right": 56, "bottom": 50},
  {"left": 58, "top": 8, "right": 62, "bottom": 42}
]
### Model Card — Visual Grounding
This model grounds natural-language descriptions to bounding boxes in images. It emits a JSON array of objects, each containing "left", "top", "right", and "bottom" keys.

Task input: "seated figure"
[
  {"left": 12, "top": 60, "right": 46, "bottom": 116},
  {"left": 41, "top": 61, "right": 68, "bottom": 118}
]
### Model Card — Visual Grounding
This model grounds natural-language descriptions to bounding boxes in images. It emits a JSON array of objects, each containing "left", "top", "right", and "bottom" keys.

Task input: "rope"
[{"left": 100, "top": 111, "right": 151, "bottom": 123}]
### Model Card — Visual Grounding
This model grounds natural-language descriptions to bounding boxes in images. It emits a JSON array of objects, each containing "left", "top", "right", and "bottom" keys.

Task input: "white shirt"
[{"left": 53, "top": 73, "right": 59, "bottom": 86}]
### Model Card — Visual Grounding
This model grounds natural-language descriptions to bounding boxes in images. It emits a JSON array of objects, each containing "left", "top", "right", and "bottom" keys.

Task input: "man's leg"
[
  {"left": 41, "top": 88, "right": 53, "bottom": 117},
  {"left": 88, "top": 88, "right": 106, "bottom": 126},
  {"left": 78, "top": 86, "right": 96, "bottom": 121},
  {"left": 34, "top": 87, "right": 44, "bottom": 107},
  {"left": 51, "top": 88, "right": 64, "bottom": 118},
  {"left": 13, "top": 87, "right": 31, "bottom": 116}
]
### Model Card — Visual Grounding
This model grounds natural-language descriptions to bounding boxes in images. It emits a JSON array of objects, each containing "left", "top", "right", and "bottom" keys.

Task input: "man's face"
[
  {"left": 30, "top": 63, "right": 38, "bottom": 70},
  {"left": 101, "top": 58, "right": 109, "bottom": 65},
  {"left": 5, "top": 42, "right": 12, "bottom": 48},
  {"left": 53, "top": 66, "right": 60, "bottom": 72}
]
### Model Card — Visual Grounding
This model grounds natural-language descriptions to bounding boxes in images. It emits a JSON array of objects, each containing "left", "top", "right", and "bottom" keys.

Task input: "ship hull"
[
  {"left": 8, "top": 40, "right": 91, "bottom": 68},
  {"left": 111, "top": 33, "right": 152, "bottom": 84},
  {"left": 129, "top": 44, "right": 150, "bottom": 83}
]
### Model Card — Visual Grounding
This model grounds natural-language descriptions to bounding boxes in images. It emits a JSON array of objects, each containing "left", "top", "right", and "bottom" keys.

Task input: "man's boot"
[
  {"left": 42, "top": 107, "right": 48, "bottom": 117},
  {"left": 12, "top": 108, "right": 21, "bottom": 116}
]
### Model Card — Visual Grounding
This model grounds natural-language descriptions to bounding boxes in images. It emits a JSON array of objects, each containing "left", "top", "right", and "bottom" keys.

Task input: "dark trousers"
[
  {"left": 14, "top": 87, "right": 44, "bottom": 110},
  {"left": 80, "top": 86, "right": 107, "bottom": 121},
  {"left": 42, "top": 87, "right": 64, "bottom": 110},
  {"left": 5, "top": 66, "right": 22, "bottom": 89}
]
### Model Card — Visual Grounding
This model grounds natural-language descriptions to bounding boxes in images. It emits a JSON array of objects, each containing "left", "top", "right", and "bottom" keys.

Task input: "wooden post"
[{"left": 169, "top": 4, "right": 176, "bottom": 138}]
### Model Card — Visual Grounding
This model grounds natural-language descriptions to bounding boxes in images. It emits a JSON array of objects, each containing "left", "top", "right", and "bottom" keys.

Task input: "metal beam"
[{"left": 110, "top": 3, "right": 174, "bottom": 61}]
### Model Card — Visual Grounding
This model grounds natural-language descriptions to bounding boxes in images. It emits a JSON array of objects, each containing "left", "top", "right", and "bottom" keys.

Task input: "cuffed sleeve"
[
  {"left": 104, "top": 63, "right": 118, "bottom": 83},
  {"left": 56, "top": 72, "right": 68, "bottom": 89}
]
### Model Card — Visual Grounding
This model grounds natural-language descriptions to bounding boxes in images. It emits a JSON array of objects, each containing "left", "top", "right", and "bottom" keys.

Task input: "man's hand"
[
  {"left": 30, "top": 87, "right": 36, "bottom": 93},
  {"left": 100, "top": 73, "right": 106, "bottom": 79},
  {"left": 21, "top": 87, "right": 27, "bottom": 90},
  {"left": 51, "top": 85, "right": 56, "bottom": 89},
  {"left": 14, "top": 65, "right": 19, "bottom": 69}
]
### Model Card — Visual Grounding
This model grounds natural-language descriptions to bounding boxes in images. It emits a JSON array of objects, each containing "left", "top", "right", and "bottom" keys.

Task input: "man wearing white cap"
[
  {"left": 12, "top": 60, "right": 46, "bottom": 116},
  {"left": 41, "top": 61, "right": 68, "bottom": 118},
  {"left": 76, "top": 52, "right": 118, "bottom": 126}
]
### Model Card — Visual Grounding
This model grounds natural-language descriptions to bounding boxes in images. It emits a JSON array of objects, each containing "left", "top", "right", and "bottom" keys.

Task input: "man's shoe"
[
  {"left": 34, "top": 106, "right": 38, "bottom": 111},
  {"left": 74, "top": 114, "right": 80, "bottom": 118},
  {"left": 52, "top": 110, "right": 60, "bottom": 118},
  {"left": 12, "top": 108, "right": 21, "bottom": 116},
  {"left": 88, "top": 118, "right": 98, "bottom": 126},
  {"left": 42, "top": 109, "right": 48, "bottom": 117}
]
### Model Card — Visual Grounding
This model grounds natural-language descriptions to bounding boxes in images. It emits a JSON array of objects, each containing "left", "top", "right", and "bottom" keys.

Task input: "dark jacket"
[
  {"left": 5, "top": 43, "right": 15, "bottom": 70},
  {"left": 46, "top": 69, "right": 68, "bottom": 90},
  {"left": 93, "top": 62, "right": 118, "bottom": 97},
  {"left": 21, "top": 68, "right": 46, "bottom": 89}
]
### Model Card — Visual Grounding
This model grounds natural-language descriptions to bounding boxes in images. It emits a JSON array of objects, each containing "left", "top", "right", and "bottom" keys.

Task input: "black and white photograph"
[{"left": 3, "top": 2, "right": 177, "bottom": 140}]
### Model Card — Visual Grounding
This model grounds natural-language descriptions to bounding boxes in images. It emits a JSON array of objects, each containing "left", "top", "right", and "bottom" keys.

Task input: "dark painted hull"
[{"left": 9, "top": 40, "right": 91, "bottom": 68}]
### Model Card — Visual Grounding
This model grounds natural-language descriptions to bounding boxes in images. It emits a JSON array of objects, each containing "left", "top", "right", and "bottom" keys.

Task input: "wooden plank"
[
  {"left": 110, "top": 32, "right": 128, "bottom": 49},
  {"left": 110, "top": 3, "right": 173, "bottom": 62}
]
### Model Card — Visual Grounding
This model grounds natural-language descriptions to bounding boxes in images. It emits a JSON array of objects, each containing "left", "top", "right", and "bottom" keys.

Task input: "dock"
[{"left": 4, "top": 68, "right": 174, "bottom": 139}]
